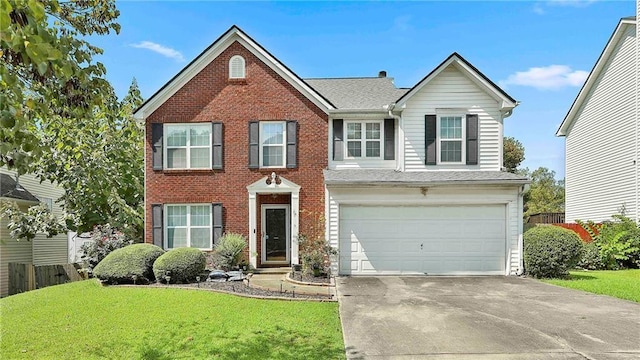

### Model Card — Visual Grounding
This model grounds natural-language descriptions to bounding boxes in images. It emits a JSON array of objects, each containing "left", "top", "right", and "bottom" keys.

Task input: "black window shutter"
[
  {"left": 248, "top": 121, "right": 259, "bottom": 168},
  {"left": 212, "top": 203, "right": 223, "bottom": 245},
  {"left": 333, "top": 119, "right": 344, "bottom": 161},
  {"left": 425, "top": 115, "right": 437, "bottom": 165},
  {"left": 151, "top": 123, "right": 163, "bottom": 170},
  {"left": 466, "top": 114, "right": 479, "bottom": 165},
  {"left": 286, "top": 120, "right": 297, "bottom": 168},
  {"left": 384, "top": 118, "right": 395, "bottom": 160},
  {"left": 151, "top": 204, "right": 163, "bottom": 248},
  {"left": 212, "top": 122, "right": 223, "bottom": 169}
]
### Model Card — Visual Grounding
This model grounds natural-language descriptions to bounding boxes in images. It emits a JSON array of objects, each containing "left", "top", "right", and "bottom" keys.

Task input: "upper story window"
[
  {"left": 260, "top": 122, "right": 286, "bottom": 167},
  {"left": 346, "top": 121, "right": 382, "bottom": 158},
  {"left": 249, "top": 120, "right": 297, "bottom": 169},
  {"left": 229, "top": 55, "right": 246, "bottom": 79},
  {"left": 425, "top": 113, "right": 478, "bottom": 166},
  {"left": 438, "top": 116, "right": 464, "bottom": 163},
  {"left": 165, "top": 204, "right": 212, "bottom": 250},
  {"left": 165, "top": 124, "right": 211, "bottom": 169}
]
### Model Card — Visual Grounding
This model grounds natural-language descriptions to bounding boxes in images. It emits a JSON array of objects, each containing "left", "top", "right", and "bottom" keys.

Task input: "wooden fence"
[
  {"left": 528, "top": 212, "right": 565, "bottom": 224},
  {"left": 9, "top": 263, "right": 83, "bottom": 296}
]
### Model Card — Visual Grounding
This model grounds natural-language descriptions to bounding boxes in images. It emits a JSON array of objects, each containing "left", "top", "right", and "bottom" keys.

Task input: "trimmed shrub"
[
  {"left": 211, "top": 233, "right": 247, "bottom": 270},
  {"left": 524, "top": 225, "right": 583, "bottom": 278},
  {"left": 153, "top": 248, "right": 206, "bottom": 284},
  {"left": 578, "top": 242, "right": 604, "bottom": 270},
  {"left": 93, "top": 244, "right": 164, "bottom": 284}
]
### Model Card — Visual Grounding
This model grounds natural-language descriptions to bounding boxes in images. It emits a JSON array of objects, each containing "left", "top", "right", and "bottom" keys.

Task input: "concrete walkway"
[
  {"left": 248, "top": 273, "right": 336, "bottom": 299},
  {"left": 337, "top": 276, "right": 640, "bottom": 360}
]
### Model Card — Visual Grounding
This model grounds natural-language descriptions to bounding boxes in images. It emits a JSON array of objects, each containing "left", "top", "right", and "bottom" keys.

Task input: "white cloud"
[
  {"left": 130, "top": 41, "right": 185, "bottom": 62},
  {"left": 532, "top": 4, "right": 545, "bottom": 15},
  {"left": 500, "top": 65, "right": 589, "bottom": 90},
  {"left": 546, "top": 0, "right": 597, "bottom": 7}
]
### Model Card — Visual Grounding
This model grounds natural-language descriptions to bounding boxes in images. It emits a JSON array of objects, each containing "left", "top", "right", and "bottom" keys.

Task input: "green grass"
[
  {"left": 0, "top": 280, "right": 345, "bottom": 359},
  {"left": 543, "top": 269, "right": 640, "bottom": 303}
]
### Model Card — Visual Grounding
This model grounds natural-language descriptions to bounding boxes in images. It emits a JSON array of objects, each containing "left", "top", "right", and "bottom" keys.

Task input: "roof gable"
[
  {"left": 0, "top": 173, "right": 39, "bottom": 203},
  {"left": 395, "top": 52, "right": 517, "bottom": 111},
  {"left": 134, "top": 26, "right": 335, "bottom": 119},
  {"left": 556, "top": 17, "right": 636, "bottom": 136}
]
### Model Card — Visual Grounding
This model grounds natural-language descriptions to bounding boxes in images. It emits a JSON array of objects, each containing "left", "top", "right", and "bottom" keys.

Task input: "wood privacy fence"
[{"left": 9, "top": 263, "right": 83, "bottom": 296}]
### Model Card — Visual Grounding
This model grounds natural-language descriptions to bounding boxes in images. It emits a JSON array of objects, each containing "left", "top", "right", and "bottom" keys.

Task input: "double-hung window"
[
  {"left": 260, "top": 121, "right": 286, "bottom": 167},
  {"left": 166, "top": 204, "right": 212, "bottom": 249},
  {"left": 346, "top": 121, "right": 382, "bottom": 158},
  {"left": 438, "top": 116, "right": 464, "bottom": 163},
  {"left": 165, "top": 124, "right": 211, "bottom": 169}
]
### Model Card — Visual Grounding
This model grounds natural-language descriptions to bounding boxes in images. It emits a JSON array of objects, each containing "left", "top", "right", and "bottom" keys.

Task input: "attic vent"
[{"left": 229, "top": 55, "right": 245, "bottom": 79}]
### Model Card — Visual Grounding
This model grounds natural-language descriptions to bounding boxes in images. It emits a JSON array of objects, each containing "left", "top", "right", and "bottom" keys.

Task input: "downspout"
[
  {"left": 636, "top": 13, "right": 639, "bottom": 223},
  {"left": 517, "top": 183, "right": 529, "bottom": 276}
]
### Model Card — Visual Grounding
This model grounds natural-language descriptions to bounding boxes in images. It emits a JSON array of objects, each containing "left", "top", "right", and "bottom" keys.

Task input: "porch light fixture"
[{"left": 266, "top": 172, "right": 282, "bottom": 185}]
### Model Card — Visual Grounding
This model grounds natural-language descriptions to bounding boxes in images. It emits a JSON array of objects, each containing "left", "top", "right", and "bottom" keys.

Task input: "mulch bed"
[
  {"left": 147, "top": 280, "right": 334, "bottom": 301},
  {"left": 288, "top": 271, "right": 332, "bottom": 285}
]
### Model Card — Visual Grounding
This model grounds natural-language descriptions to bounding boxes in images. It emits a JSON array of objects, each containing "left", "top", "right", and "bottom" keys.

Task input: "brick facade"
[{"left": 144, "top": 41, "right": 328, "bottom": 265}]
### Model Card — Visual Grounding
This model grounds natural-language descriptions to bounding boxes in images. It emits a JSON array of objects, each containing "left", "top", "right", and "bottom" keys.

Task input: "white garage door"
[{"left": 339, "top": 205, "right": 506, "bottom": 275}]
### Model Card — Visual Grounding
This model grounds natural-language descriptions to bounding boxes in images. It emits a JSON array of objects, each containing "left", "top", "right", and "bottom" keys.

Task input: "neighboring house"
[
  {"left": 135, "top": 26, "right": 528, "bottom": 276},
  {"left": 556, "top": 16, "right": 639, "bottom": 223},
  {"left": 0, "top": 168, "right": 69, "bottom": 297}
]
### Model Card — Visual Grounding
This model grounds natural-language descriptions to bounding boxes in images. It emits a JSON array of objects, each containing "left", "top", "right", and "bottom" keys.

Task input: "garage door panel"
[{"left": 339, "top": 205, "right": 506, "bottom": 275}]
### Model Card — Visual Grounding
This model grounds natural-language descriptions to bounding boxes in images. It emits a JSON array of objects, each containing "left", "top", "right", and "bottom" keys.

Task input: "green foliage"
[
  {"left": 0, "top": 281, "right": 345, "bottom": 359},
  {"left": 577, "top": 242, "right": 604, "bottom": 270},
  {"left": 524, "top": 225, "right": 583, "bottom": 278},
  {"left": 299, "top": 211, "right": 337, "bottom": 277},
  {"left": 0, "top": 201, "right": 67, "bottom": 241},
  {"left": 1, "top": 0, "right": 120, "bottom": 172},
  {"left": 519, "top": 167, "right": 565, "bottom": 220},
  {"left": 211, "top": 233, "right": 247, "bottom": 270},
  {"left": 543, "top": 270, "right": 640, "bottom": 303},
  {"left": 153, "top": 248, "right": 206, "bottom": 284},
  {"left": 79, "top": 224, "right": 133, "bottom": 270},
  {"left": 36, "top": 79, "right": 145, "bottom": 240},
  {"left": 93, "top": 244, "right": 164, "bottom": 284},
  {"left": 578, "top": 215, "right": 640, "bottom": 270},
  {"left": 503, "top": 136, "right": 525, "bottom": 173}
]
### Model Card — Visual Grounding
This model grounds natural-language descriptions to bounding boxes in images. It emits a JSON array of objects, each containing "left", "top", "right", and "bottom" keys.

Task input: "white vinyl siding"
[
  {"left": 326, "top": 185, "right": 521, "bottom": 276},
  {"left": 0, "top": 168, "right": 68, "bottom": 297},
  {"left": 565, "top": 25, "right": 638, "bottom": 222},
  {"left": 402, "top": 64, "right": 502, "bottom": 171}
]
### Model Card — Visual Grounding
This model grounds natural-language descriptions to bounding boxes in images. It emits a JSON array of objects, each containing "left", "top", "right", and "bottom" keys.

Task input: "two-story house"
[
  {"left": 134, "top": 26, "right": 528, "bottom": 276},
  {"left": 556, "top": 16, "right": 639, "bottom": 223}
]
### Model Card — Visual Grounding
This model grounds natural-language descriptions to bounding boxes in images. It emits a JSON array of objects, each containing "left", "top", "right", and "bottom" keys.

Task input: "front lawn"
[
  {"left": 0, "top": 280, "right": 345, "bottom": 359},
  {"left": 543, "top": 269, "right": 640, "bottom": 303}
]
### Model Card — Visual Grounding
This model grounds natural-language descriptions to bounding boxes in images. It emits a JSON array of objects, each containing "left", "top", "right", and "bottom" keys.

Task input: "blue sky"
[{"left": 92, "top": 0, "right": 634, "bottom": 178}]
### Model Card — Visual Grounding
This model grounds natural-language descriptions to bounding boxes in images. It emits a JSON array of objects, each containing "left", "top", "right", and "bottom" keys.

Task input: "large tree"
[
  {"left": 503, "top": 136, "right": 525, "bottom": 173},
  {"left": 519, "top": 167, "right": 565, "bottom": 219},
  {"left": 0, "top": 0, "right": 120, "bottom": 173}
]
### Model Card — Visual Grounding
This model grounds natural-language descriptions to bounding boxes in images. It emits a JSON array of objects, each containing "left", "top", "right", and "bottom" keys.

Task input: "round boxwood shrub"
[
  {"left": 93, "top": 243, "right": 164, "bottom": 284},
  {"left": 524, "top": 225, "right": 583, "bottom": 278},
  {"left": 578, "top": 242, "right": 604, "bottom": 270},
  {"left": 153, "top": 247, "right": 206, "bottom": 284}
]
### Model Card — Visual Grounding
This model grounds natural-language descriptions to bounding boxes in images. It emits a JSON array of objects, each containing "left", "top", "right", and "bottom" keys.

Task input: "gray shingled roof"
[
  {"left": 305, "top": 77, "right": 409, "bottom": 110},
  {"left": 0, "top": 173, "right": 39, "bottom": 202},
  {"left": 324, "top": 169, "right": 529, "bottom": 185}
]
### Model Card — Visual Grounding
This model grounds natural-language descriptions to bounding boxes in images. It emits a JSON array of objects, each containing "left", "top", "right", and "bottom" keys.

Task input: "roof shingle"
[
  {"left": 305, "top": 77, "right": 409, "bottom": 110},
  {"left": 0, "top": 173, "right": 40, "bottom": 202},
  {"left": 324, "top": 169, "right": 529, "bottom": 185}
]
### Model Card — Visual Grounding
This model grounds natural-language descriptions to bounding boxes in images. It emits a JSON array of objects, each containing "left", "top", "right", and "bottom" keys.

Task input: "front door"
[{"left": 261, "top": 205, "right": 290, "bottom": 264}]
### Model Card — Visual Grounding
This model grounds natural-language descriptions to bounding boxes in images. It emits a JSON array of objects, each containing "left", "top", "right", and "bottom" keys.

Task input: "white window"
[
  {"left": 438, "top": 115, "right": 465, "bottom": 163},
  {"left": 165, "top": 124, "right": 211, "bottom": 169},
  {"left": 37, "top": 197, "right": 53, "bottom": 210},
  {"left": 165, "top": 205, "right": 212, "bottom": 250},
  {"left": 260, "top": 121, "right": 286, "bottom": 167},
  {"left": 346, "top": 121, "right": 382, "bottom": 158},
  {"left": 229, "top": 55, "right": 246, "bottom": 79}
]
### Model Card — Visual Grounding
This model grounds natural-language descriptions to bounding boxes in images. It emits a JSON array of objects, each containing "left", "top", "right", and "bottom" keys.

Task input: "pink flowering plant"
[{"left": 80, "top": 224, "right": 133, "bottom": 270}]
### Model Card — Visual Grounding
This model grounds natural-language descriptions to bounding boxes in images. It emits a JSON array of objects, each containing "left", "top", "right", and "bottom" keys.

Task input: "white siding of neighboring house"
[
  {"left": 0, "top": 168, "right": 69, "bottom": 297},
  {"left": 326, "top": 185, "right": 522, "bottom": 275},
  {"left": 565, "top": 24, "right": 638, "bottom": 223},
  {"left": 402, "top": 64, "right": 503, "bottom": 172}
]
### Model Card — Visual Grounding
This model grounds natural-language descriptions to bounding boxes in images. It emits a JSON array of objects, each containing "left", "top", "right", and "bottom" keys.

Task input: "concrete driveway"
[{"left": 336, "top": 276, "right": 640, "bottom": 359}]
